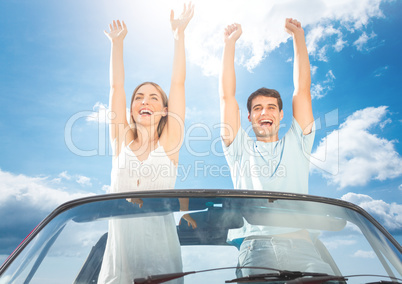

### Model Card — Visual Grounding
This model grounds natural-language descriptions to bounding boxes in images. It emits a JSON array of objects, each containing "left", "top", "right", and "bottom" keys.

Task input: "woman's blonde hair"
[{"left": 129, "top": 82, "right": 168, "bottom": 139}]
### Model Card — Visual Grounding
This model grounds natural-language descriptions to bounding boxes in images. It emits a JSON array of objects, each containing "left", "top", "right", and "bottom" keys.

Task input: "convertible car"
[{"left": 0, "top": 190, "right": 401, "bottom": 283}]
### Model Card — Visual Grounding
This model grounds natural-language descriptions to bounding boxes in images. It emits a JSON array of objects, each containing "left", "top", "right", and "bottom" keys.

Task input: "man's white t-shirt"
[
  {"left": 223, "top": 118, "right": 315, "bottom": 244},
  {"left": 223, "top": 117, "right": 315, "bottom": 193}
]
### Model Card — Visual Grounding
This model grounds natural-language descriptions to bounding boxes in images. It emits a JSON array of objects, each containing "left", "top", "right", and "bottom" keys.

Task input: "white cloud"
[
  {"left": 353, "top": 31, "right": 377, "bottom": 51},
  {"left": 317, "top": 46, "right": 329, "bottom": 62},
  {"left": 58, "top": 171, "right": 94, "bottom": 187},
  {"left": 0, "top": 170, "right": 91, "bottom": 209},
  {"left": 185, "top": 106, "right": 205, "bottom": 121},
  {"left": 311, "top": 70, "right": 336, "bottom": 99},
  {"left": 0, "top": 169, "right": 94, "bottom": 254},
  {"left": 311, "top": 106, "right": 402, "bottom": 188},
  {"left": 373, "top": 65, "right": 389, "bottom": 77},
  {"left": 342, "top": 192, "right": 402, "bottom": 232},
  {"left": 86, "top": 102, "right": 132, "bottom": 125},
  {"left": 76, "top": 175, "right": 92, "bottom": 187},
  {"left": 379, "top": 118, "right": 392, "bottom": 129},
  {"left": 310, "top": 65, "right": 318, "bottom": 76},
  {"left": 186, "top": 0, "right": 285, "bottom": 75},
  {"left": 306, "top": 26, "right": 343, "bottom": 61},
  {"left": 86, "top": 102, "right": 110, "bottom": 123},
  {"left": 334, "top": 37, "right": 347, "bottom": 52},
  {"left": 311, "top": 84, "right": 325, "bottom": 100},
  {"left": 51, "top": 177, "right": 62, "bottom": 184},
  {"left": 59, "top": 171, "right": 71, "bottom": 180},
  {"left": 326, "top": 70, "right": 336, "bottom": 80},
  {"left": 102, "top": 185, "right": 111, "bottom": 193},
  {"left": 183, "top": 0, "right": 386, "bottom": 75},
  {"left": 352, "top": 250, "right": 376, "bottom": 259},
  {"left": 318, "top": 0, "right": 384, "bottom": 29},
  {"left": 322, "top": 239, "right": 356, "bottom": 250}
]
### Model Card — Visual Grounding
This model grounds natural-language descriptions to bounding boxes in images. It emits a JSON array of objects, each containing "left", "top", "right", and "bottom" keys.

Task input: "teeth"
[{"left": 140, "top": 109, "right": 152, "bottom": 115}]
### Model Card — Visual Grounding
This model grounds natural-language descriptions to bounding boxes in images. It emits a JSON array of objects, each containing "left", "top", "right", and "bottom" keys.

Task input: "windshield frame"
[{"left": 1, "top": 189, "right": 401, "bottom": 275}]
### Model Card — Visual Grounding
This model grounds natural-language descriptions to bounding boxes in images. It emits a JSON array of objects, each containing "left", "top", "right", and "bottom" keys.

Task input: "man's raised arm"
[
  {"left": 286, "top": 18, "right": 314, "bottom": 135},
  {"left": 220, "top": 24, "right": 242, "bottom": 147}
]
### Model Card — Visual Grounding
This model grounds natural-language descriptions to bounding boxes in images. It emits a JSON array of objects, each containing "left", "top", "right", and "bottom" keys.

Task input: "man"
[
  {"left": 220, "top": 19, "right": 333, "bottom": 275},
  {"left": 220, "top": 19, "right": 314, "bottom": 192}
]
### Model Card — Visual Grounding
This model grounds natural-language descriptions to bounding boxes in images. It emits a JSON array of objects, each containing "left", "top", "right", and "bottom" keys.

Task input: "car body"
[{"left": 0, "top": 189, "right": 401, "bottom": 283}]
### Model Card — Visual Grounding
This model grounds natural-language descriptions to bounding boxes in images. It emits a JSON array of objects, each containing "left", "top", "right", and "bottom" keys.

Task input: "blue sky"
[{"left": 0, "top": 0, "right": 401, "bottom": 259}]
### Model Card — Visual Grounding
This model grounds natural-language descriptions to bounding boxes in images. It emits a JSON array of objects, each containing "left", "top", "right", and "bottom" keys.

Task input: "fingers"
[
  {"left": 177, "top": 2, "right": 194, "bottom": 20},
  {"left": 170, "top": 9, "right": 174, "bottom": 22},
  {"left": 117, "top": 20, "right": 122, "bottom": 29},
  {"left": 182, "top": 3, "right": 186, "bottom": 15},
  {"left": 224, "top": 23, "right": 242, "bottom": 37},
  {"left": 181, "top": 214, "right": 197, "bottom": 229},
  {"left": 186, "top": 2, "right": 194, "bottom": 20},
  {"left": 292, "top": 19, "right": 301, "bottom": 27},
  {"left": 170, "top": 2, "right": 194, "bottom": 34},
  {"left": 107, "top": 20, "right": 125, "bottom": 32},
  {"left": 126, "top": 198, "right": 143, "bottom": 208},
  {"left": 286, "top": 18, "right": 302, "bottom": 28},
  {"left": 136, "top": 199, "right": 144, "bottom": 208}
]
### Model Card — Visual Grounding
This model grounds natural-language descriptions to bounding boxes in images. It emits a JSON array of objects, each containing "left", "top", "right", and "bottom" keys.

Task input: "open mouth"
[
  {"left": 139, "top": 109, "right": 153, "bottom": 116},
  {"left": 259, "top": 119, "right": 273, "bottom": 127}
]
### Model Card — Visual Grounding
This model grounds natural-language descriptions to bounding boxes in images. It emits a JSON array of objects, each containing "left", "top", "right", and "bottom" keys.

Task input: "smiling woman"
[
  {"left": 129, "top": 82, "right": 168, "bottom": 146},
  {"left": 97, "top": 3, "right": 196, "bottom": 283}
]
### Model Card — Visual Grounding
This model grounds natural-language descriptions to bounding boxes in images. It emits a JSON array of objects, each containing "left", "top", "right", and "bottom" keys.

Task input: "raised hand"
[
  {"left": 285, "top": 18, "right": 304, "bottom": 37},
  {"left": 104, "top": 20, "right": 127, "bottom": 42},
  {"left": 224, "top": 23, "right": 242, "bottom": 44},
  {"left": 170, "top": 2, "right": 194, "bottom": 39},
  {"left": 285, "top": 17, "right": 313, "bottom": 135}
]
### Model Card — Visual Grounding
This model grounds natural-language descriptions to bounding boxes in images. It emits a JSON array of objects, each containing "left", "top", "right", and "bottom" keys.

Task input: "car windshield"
[{"left": 0, "top": 191, "right": 401, "bottom": 284}]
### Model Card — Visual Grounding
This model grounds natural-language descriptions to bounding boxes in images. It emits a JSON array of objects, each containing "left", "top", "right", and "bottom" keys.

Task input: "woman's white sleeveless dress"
[{"left": 97, "top": 140, "right": 182, "bottom": 284}]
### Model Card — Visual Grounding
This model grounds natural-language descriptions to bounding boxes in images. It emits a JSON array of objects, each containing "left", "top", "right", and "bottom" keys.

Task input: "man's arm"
[
  {"left": 220, "top": 24, "right": 242, "bottom": 147},
  {"left": 285, "top": 18, "right": 314, "bottom": 135}
]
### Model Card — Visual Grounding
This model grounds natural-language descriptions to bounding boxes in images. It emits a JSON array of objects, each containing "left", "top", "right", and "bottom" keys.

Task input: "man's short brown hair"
[{"left": 247, "top": 88, "right": 283, "bottom": 112}]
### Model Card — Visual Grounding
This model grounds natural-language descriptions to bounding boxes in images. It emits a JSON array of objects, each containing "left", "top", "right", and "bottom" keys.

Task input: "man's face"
[{"left": 248, "top": 96, "right": 283, "bottom": 141}]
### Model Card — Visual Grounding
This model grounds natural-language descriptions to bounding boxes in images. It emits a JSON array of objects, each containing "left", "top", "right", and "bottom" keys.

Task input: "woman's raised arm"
[
  {"left": 163, "top": 3, "right": 194, "bottom": 153},
  {"left": 104, "top": 20, "right": 129, "bottom": 156}
]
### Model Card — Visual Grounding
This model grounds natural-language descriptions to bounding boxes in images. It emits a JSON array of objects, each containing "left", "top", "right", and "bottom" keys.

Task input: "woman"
[{"left": 98, "top": 4, "right": 195, "bottom": 284}]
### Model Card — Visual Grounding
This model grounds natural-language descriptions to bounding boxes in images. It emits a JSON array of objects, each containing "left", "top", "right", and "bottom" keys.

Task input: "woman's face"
[{"left": 131, "top": 84, "right": 167, "bottom": 127}]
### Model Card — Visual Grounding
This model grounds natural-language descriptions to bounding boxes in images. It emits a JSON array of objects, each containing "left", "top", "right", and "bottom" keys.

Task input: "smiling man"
[
  {"left": 219, "top": 19, "right": 315, "bottom": 193},
  {"left": 219, "top": 20, "right": 334, "bottom": 276}
]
